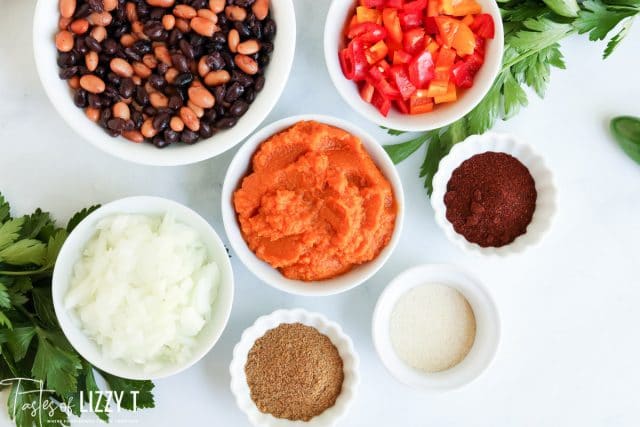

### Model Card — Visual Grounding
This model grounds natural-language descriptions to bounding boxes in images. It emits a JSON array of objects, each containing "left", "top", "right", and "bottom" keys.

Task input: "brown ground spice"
[
  {"left": 444, "top": 152, "right": 537, "bottom": 248},
  {"left": 245, "top": 323, "right": 344, "bottom": 421}
]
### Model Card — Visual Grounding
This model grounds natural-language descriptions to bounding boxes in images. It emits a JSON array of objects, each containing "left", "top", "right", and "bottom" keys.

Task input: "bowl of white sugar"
[
  {"left": 372, "top": 264, "right": 500, "bottom": 391},
  {"left": 52, "top": 196, "right": 234, "bottom": 380}
]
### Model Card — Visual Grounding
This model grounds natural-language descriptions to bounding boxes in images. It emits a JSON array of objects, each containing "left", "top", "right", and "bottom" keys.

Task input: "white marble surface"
[{"left": 1, "top": 1, "right": 640, "bottom": 426}]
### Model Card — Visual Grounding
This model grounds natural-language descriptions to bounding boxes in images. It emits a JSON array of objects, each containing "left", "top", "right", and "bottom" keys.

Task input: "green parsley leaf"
[
  {"left": 419, "top": 131, "right": 450, "bottom": 195},
  {"left": 32, "top": 288, "right": 58, "bottom": 329},
  {"left": 503, "top": 71, "right": 529, "bottom": 119},
  {"left": 573, "top": 0, "right": 637, "bottom": 40},
  {"left": 603, "top": 18, "right": 634, "bottom": 58},
  {"left": 32, "top": 331, "right": 82, "bottom": 396},
  {"left": 380, "top": 126, "right": 407, "bottom": 136},
  {"left": 0, "top": 281, "right": 10, "bottom": 309},
  {"left": 42, "top": 229, "right": 69, "bottom": 269},
  {"left": 543, "top": 0, "right": 580, "bottom": 17},
  {"left": 0, "top": 218, "right": 24, "bottom": 252},
  {"left": 19, "top": 210, "right": 54, "bottom": 241},
  {"left": 100, "top": 371, "right": 156, "bottom": 411},
  {"left": 66, "top": 205, "right": 100, "bottom": 233},
  {"left": 2, "top": 326, "right": 36, "bottom": 361},
  {"left": 384, "top": 133, "right": 429, "bottom": 164},
  {"left": 610, "top": 116, "right": 640, "bottom": 164},
  {"left": 0, "top": 194, "right": 10, "bottom": 224},
  {"left": 0, "top": 240, "right": 46, "bottom": 266}
]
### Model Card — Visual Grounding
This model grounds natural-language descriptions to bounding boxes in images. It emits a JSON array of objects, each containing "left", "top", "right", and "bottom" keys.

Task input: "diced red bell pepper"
[
  {"left": 451, "top": 52, "right": 483, "bottom": 88},
  {"left": 371, "top": 90, "right": 392, "bottom": 116},
  {"left": 470, "top": 14, "right": 495, "bottom": 39},
  {"left": 377, "top": 58, "right": 392, "bottom": 73},
  {"left": 407, "top": 51, "right": 434, "bottom": 89},
  {"left": 359, "top": 81, "right": 375, "bottom": 102},
  {"left": 424, "top": 17, "right": 438, "bottom": 34},
  {"left": 390, "top": 65, "right": 417, "bottom": 99},
  {"left": 360, "top": 0, "right": 385, "bottom": 7},
  {"left": 403, "top": 27, "right": 426, "bottom": 54},
  {"left": 386, "top": 0, "right": 404, "bottom": 8},
  {"left": 402, "top": 0, "right": 427, "bottom": 12},
  {"left": 399, "top": 12, "right": 423, "bottom": 29},
  {"left": 347, "top": 22, "right": 388, "bottom": 43},
  {"left": 382, "top": 8, "right": 403, "bottom": 44},
  {"left": 393, "top": 49, "right": 413, "bottom": 64},
  {"left": 339, "top": 39, "right": 369, "bottom": 81},
  {"left": 409, "top": 89, "right": 433, "bottom": 114},
  {"left": 367, "top": 63, "right": 387, "bottom": 82},
  {"left": 373, "top": 75, "right": 402, "bottom": 98},
  {"left": 395, "top": 98, "right": 410, "bottom": 114},
  {"left": 366, "top": 40, "right": 389, "bottom": 64}
]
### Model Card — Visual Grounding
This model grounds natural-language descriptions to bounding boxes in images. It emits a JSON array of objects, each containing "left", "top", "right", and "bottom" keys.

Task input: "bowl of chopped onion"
[{"left": 52, "top": 196, "right": 234, "bottom": 380}]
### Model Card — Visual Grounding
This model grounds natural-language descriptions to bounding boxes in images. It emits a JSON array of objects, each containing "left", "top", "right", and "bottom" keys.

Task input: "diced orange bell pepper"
[
  {"left": 366, "top": 40, "right": 389, "bottom": 64},
  {"left": 359, "top": 81, "right": 375, "bottom": 103},
  {"left": 409, "top": 89, "right": 434, "bottom": 114},
  {"left": 382, "top": 8, "right": 403, "bottom": 44},
  {"left": 434, "top": 16, "right": 458, "bottom": 47},
  {"left": 357, "top": 6, "right": 381, "bottom": 24},
  {"left": 434, "top": 45, "right": 456, "bottom": 81},
  {"left": 434, "top": 17, "right": 476, "bottom": 55},
  {"left": 441, "top": 0, "right": 482, "bottom": 16},
  {"left": 426, "top": 0, "right": 439, "bottom": 17},
  {"left": 461, "top": 14, "right": 474, "bottom": 26},
  {"left": 426, "top": 40, "right": 440, "bottom": 55},
  {"left": 393, "top": 49, "right": 413, "bottom": 64},
  {"left": 426, "top": 79, "right": 449, "bottom": 97},
  {"left": 434, "top": 81, "right": 457, "bottom": 103}
]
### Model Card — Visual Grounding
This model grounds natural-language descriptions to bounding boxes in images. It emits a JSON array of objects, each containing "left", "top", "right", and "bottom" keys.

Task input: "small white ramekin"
[
  {"left": 431, "top": 132, "right": 557, "bottom": 256},
  {"left": 230, "top": 309, "right": 359, "bottom": 427},
  {"left": 372, "top": 264, "right": 500, "bottom": 391},
  {"left": 33, "top": 0, "right": 296, "bottom": 166},
  {"left": 52, "top": 196, "right": 234, "bottom": 380},
  {"left": 221, "top": 114, "right": 404, "bottom": 296},
  {"left": 323, "top": 0, "right": 504, "bottom": 132}
]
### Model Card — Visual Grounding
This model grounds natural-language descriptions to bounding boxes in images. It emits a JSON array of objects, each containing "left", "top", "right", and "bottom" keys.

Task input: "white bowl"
[
  {"left": 221, "top": 114, "right": 405, "bottom": 296},
  {"left": 372, "top": 264, "right": 500, "bottom": 391},
  {"left": 51, "top": 196, "right": 234, "bottom": 380},
  {"left": 323, "top": 0, "right": 504, "bottom": 132},
  {"left": 431, "top": 132, "right": 557, "bottom": 256},
  {"left": 230, "top": 309, "right": 359, "bottom": 427},
  {"left": 33, "top": 0, "right": 296, "bottom": 166}
]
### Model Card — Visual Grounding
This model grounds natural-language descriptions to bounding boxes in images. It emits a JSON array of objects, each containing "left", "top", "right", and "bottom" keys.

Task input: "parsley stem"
[{"left": 500, "top": 28, "right": 578, "bottom": 72}]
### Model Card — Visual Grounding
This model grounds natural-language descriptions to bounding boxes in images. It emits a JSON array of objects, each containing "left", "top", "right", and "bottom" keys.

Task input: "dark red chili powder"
[{"left": 444, "top": 152, "right": 537, "bottom": 248}]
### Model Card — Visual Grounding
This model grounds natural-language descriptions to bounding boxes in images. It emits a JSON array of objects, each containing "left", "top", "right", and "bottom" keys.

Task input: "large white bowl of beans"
[{"left": 33, "top": 0, "right": 296, "bottom": 166}]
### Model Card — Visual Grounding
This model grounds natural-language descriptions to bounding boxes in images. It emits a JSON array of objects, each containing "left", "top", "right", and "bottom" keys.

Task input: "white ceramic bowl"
[
  {"left": 324, "top": 0, "right": 504, "bottom": 131},
  {"left": 372, "top": 264, "right": 500, "bottom": 391},
  {"left": 52, "top": 196, "right": 234, "bottom": 380},
  {"left": 33, "top": 0, "right": 296, "bottom": 166},
  {"left": 221, "top": 114, "right": 405, "bottom": 296},
  {"left": 230, "top": 309, "right": 359, "bottom": 427},
  {"left": 431, "top": 132, "right": 557, "bottom": 256}
]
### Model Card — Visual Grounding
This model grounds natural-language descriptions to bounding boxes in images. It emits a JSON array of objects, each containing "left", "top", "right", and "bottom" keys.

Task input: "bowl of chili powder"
[{"left": 431, "top": 133, "right": 557, "bottom": 255}]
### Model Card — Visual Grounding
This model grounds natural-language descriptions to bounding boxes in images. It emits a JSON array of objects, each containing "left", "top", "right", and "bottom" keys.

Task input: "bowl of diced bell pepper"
[{"left": 324, "top": 0, "right": 503, "bottom": 131}]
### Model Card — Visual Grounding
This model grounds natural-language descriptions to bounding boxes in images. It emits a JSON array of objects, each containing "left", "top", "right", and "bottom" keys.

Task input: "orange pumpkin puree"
[{"left": 233, "top": 121, "right": 397, "bottom": 281}]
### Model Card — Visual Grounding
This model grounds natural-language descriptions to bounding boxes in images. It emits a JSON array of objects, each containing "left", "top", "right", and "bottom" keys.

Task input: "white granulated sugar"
[{"left": 390, "top": 284, "right": 476, "bottom": 373}]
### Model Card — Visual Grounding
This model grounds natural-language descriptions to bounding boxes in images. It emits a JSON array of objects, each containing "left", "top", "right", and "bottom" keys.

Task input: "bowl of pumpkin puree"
[{"left": 222, "top": 115, "right": 405, "bottom": 296}]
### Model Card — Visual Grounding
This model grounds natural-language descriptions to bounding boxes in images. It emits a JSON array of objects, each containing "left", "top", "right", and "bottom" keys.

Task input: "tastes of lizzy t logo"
[{"left": 0, "top": 377, "right": 140, "bottom": 424}]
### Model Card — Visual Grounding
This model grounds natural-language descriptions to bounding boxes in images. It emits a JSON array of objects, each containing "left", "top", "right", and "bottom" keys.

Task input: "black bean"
[
  {"left": 171, "top": 53, "right": 189, "bottom": 73},
  {"left": 258, "top": 54, "right": 270, "bottom": 67},
  {"left": 144, "top": 22, "right": 167, "bottom": 41},
  {"left": 135, "top": 86, "right": 150, "bottom": 105},
  {"left": 231, "top": 70, "right": 253, "bottom": 88},
  {"left": 143, "top": 106, "right": 157, "bottom": 116},
  {"left": 244, "top": 88, "right": 256, "bottom": 103},
  {"left": 149, "top": 7, "right": 166, "bottom": 20},
  {"left": 99, "top": 108, "right": 112, "bottom": 127},
  {"left": 73, "top": 89, "right": 88, "bottom": 108},
  {"left": 217, "top": 13, "right": 229, "bottom": 29},
  {"left": 85, "top": 36, "right": 102, "bottom": 53},
  {"left": 88, "top": 93, "right": 103, "bottom": 108},
  {"left": 75, "top": 38, "right": 89, "bottom": 54},
  {"left": 112, "top": 23, "right": 128, "bottom": 39},
  {"left": 164, "top": 129, "right": 180, "bottom": 143},
  {"left": 254, "top": 75, "right": 265, "bottom": 92},
  {"left": 152, "top": 135, "right": 170, "bottom": 148},
  {"left": 221, "top": 51, "right": 235, "bottom": 69},
  {"left": 212, "top": 85, "right": 226, "bottom": 102},
  {"left": 191, "top": 0, "right": 207, "bottom": 9},
  {"left": 202, "top": 108, "right": 217, "bottom": 123},
  {"left": 179, "top": 39, "right": 195, "bottom": 60},
  {"left": 124, "top": 119, "right": 135, "bottom": 131},
  {"left": 117, "top": 78, "right": 133, "bottom": 98},
  {"left": 153, "top": 112, "right": 170, "bottom": 131},
  {"left": 263, "top": 19, "right": 276, "bottom": 41},
  {"left": 88, "top": 0, "right": 104, "bottom": 12},
  {"left": 157, "top": 62, "right": 170, "bottom": 75},
  {"left": 206, "top": 52, "right": 225, "bottom": 71},
  {"left": 169, "top": 29, "right": 183, "bottom": 46},
  {"left": 234, "top": 22, "right": 252, "bottom": 38},
  {"left": 124, "top": 47, "right": 141, "bottom": 62},
  {"left": 224, "top": 82, "right": 244, "bottom": 102},
  {"left": 261, "top": 42, "right": 273, "bottom": 54},
  {"left": 74, "top": 3, "right": 91, "bottom": 18},
  {"left": 168, "top": 95, "right": 183, "bottom": 110},
  {"left": 216, "top": 117, "right": 238, "bottom": 129},
  {"left": 59, "top": 67, "right": 78, "bottom": 79},
  {"left": 199, "top": 121, "right": 215, "bottom": 138},
  {"left": 104, "top": 85, "right": 119, "bottom": 99},
  {"left": 132, "top": 111, "right": 144, "bottom": 128},
  {"left": 133, "top": 40, "right": 152, "bottom": 55},
  {"left": 235, "top": 0, "right": 255, "bottom": 7},
  {"left": 211, "top": 32, "right": 227, "bottom": 46},
  {"left": 102, "top": 39, "right": 118, "bottom": 55},
  {"left": 173, "top": 73, "right": 194, "bottom": 87},
  {"left": 148, "top": 74, "right": 166, "bottom": 90},
  {"left": 107, "top": 72, "right": 121, "bottom": 86},
  {"left": 181, "top": 130, "right": 199, "bottom": 144},
  {"left": 57, "top": 51, "right": 79, "bottom": 67}
]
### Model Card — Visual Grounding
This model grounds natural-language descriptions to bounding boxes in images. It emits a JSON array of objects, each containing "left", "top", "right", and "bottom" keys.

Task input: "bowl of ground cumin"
[
  {"left": 431, "top": 133, "right": 557, "bottom": 256},
  {"left": 230, "top": 309, "right": 359, "bottom": 426}
]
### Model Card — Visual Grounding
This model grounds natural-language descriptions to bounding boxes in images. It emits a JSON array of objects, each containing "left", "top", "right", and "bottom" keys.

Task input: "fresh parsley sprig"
[
  {"left": 0, "top": 193, "right": 155, "bottom": 427},
  {"left": 384, "top": 0, "right": 640, "bottom": 195}
]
